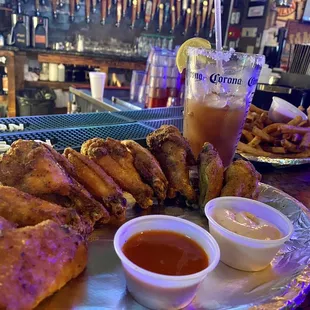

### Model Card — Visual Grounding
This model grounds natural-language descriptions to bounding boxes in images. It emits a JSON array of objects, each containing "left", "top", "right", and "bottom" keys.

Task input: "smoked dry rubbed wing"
[
  {"left": 122, "top": 140, "right": 168, "bottom": 201},
  {"left": 198, "top": 142, "right": 224, "bottom": 210},
  {"left": 64, "top": 148, "right": 127, "bottom": 222},
  {"left": 0, "top": 185, "right": 83, "bottom": 233},
  {"left": 0, "top": 140, "right": 72, "bottom": 196},
  {"left": 146, "top": 125, "right": 196, "bottom": 201},
  {"left": 81, "top": 138, "right": 154, "bottom": 209},
  {"left": 220, "top": 160, "right": 261, "bottom": 199},
  {"left": 0, "top": 140, "right": 110, "bottom": 233},
  {"left": 0, "top": 220, "right": 87, "bottom": 310}
]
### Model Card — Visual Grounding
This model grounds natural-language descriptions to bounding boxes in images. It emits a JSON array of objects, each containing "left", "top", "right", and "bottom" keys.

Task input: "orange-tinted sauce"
[{"left": 122, "top": 230, "right": 209, "bottom": 276}]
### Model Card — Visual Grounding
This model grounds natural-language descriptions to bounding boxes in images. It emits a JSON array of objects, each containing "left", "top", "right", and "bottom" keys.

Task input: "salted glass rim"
[{"left": 187, "top": 47, "right": 265, "bottom": 66}]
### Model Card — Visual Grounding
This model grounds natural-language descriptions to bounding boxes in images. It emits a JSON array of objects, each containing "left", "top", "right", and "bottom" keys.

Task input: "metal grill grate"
[
  {"left": 141, "top": 118, "right": 184, "bottom": 132},
  {"left": 0, "top": 123, "right": 153, "bottom": 152},
  {"left": 114, "top": 107, "right": 183, "bottom": 121},
  {"left": 0, "top": 112, "right": 132, "bottom": 132}
]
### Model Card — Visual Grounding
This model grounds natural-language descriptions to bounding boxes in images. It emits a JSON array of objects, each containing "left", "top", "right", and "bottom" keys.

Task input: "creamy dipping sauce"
[{"left": 213, "top": 208, "right": 282, "bottom": 240}]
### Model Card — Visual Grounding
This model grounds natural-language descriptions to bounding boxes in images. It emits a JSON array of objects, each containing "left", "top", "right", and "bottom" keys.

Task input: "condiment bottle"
[
  {"left": 2, "top": 67, "right": 8, "bottom": 95},
  {"left": 58, "top": 64, "right": 65, "bottom": 82},
  {"left": 49, "top": 63, "right": 58, "bottom": 82}
]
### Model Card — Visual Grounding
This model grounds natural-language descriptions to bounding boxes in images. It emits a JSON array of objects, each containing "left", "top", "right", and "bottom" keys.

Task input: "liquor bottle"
[
  {"left": 0, "top": 66, "right": 4, "bottom": 96},
  {"left": 2, "top": 67, "right": 8, "bottom": 95}
]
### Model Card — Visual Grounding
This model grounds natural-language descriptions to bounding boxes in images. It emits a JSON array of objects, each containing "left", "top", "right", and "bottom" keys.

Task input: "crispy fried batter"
[
  {"left": 220, "top": 160, "right": 261, "bottom": 199},
  {"left": 81, "top": 138, "right": 154, "bottom": 209},
  {"left": 146, "top": 125, "right": 196, "bottom": 201},
  {"left": 64, "top": 148, "right": 127, "bottom": 222},
  {"left": 198, "top": 143, "right": 224, "bottom": 209},
  {"left": 0, "top": 216, "right": 16, "bottom": 232},
  {"left": 0, "top": 140, "right": 71, "bottom": 196},
  {"left": 0, "top": 220, "right": 87, "bottom": 310},
  {"left": 0, "top": 140, "right": 110, "bottom": 234},
  {"left": 122, "top": 140, "right": 168, "bottom": 201},
  {"left": 0, "top": 185, "right": 83, "bottom": 233}
]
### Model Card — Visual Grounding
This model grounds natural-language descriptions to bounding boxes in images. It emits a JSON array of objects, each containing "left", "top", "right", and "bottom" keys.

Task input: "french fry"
[
  {"left": 259, "top": 112, "right": 268, "bottom": 124},
  {"left": 248, "top": 136, "right": 261, "bottom": 147},
  {"left": 237, "top": 142, "right": 272, "bottom": 157},
  {"left": 249, "top": 104, "right": 267, "bottom": 115},
  {"left": 263, "top": 146, "right": 286, "bottom": 154},
  {"left": 278, "top": 125, "right": 310, "bottom": 134},
  {"left": 300, "top": 132, "right": 310, "bottom": 149},
  {"left": 270, "top": 130, "right": 282, "bottom": 137},
  {"left": 252, "top": 126, "right": 275, "bottom": 143},
  {"left": 284, "top": 148, "right": 310, "bottom": 158},
  {"left": 253, "top": 120, "right": 264, "bottom": 130},
  {"left": 242, "top": 130, "right": 254, "bottom": 143},
  {"left": 264, "top": 123, "right": 286, "bottom": 133},
  {"left": 283, "top": 116, "right": 303, "bottom": 139},
  {"left": 288, "top": 115, "right": 303, "bottom": 126},
  {"left": 299, "top": 120, "right": 309, "bottom": 127},
  {"left": 281, "top": 139, "right": 304, "bottom": 153},
  {"left": 246, "top": 113, "right": 256, "bottom": 122}
]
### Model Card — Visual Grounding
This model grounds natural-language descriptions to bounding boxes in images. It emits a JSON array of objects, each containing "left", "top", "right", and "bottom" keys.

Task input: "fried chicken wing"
[
  {"left": 0, "top": 220, "right": 87, "bottom": 310},
  {"left": 146, "top": 125, "right": 196, "bottom": 201},
  {"left": 0, "top": 140, "right": 110, "bottom": 234},
  {"left": 0, "top": 216, "right": 16, "bottom": 231},
  {"left": 64, "top": 148, "right": 127, "bottom": 222},
  {"left": 81, "top": 138, "right": 154, "bottom": 209},
  {"left": 198, "top": 143, "right": 224, "bottom": 210},
  {"left": 220, "top": 160, "right": 261, "bottom": 199},
  {"left": 0, "top": 185, "right": 83, "bottom": 232},
  {"left": 0, "top": 140, "right": 71, "bottom": 196},
  {"left": 122, "top": 140, "right": 168, "bottom": 201}
]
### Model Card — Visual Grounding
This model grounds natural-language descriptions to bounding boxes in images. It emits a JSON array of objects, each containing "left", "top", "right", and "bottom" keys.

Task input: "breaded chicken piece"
[
  {"left": 0, "top": 140, "right": 110, "bottom": 234},
  {"left": 0, "top": 185, "right": 83, "bottom": 233},
  {"left": 146, "top": 125, "right": 196, "bottom": 201},
  {"left": 221, "top": 160, "right": 261, "bottom": 199},
  {"left": 64, "top": 148, "right": 127, "bottom": 222},
  {"left": 122, "top": 140, "right": 168, "bottom": 201},
  {"left": 0, "top": 216, "right": 16, "bottom": 231},
  {"left": 198, "top": 143, "right": 224, "bottom": 210},
  {"left": 0, "top": 140, "right": 71, "bottom": 196},
  {"left": 0, "top": 220, "right": 87, "bottom": 310},
  {"left": 81, "top": 138, "right": 154, "bottom": 209}
]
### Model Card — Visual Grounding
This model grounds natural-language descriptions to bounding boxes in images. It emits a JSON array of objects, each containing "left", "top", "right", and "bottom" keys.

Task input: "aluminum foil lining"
[
  {"left": 38, "top": 183, "right": 310, "bottom": 310},
  {"left": 238, "top": 152, "right": 310, "bottom": 167}
]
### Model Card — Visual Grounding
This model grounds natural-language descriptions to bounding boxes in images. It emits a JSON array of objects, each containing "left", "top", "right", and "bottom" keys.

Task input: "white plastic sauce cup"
[
  {"left": 205, "top": 197, "right": 294, "bottom": 272},
  {"left": 114, "top": 215, "right": 220, "bottom": 310},
  {"left": 269, "top": 96, "right": 307, "bottom": 123}
]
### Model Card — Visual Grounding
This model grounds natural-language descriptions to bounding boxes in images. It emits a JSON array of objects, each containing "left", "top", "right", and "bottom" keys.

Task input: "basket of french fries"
[{"left": 237, "top": 104, "right": 310, "bottom": 166}]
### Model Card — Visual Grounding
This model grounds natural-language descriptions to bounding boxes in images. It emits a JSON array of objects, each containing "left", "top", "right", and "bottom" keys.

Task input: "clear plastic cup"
[
  {"left": 205, "top": 197, "right": 294, "bottom": 272},
  {"left": 183, "top": 49, "right": 265, "bottom": 166},
  {"left": 114, "top": 215, "right": 220, "bottom": 310}
]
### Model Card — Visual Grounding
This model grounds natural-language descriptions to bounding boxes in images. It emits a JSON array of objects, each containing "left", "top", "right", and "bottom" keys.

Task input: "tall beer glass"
[{"left": 183, "top": 48, "right": 265, "bottom": 167}]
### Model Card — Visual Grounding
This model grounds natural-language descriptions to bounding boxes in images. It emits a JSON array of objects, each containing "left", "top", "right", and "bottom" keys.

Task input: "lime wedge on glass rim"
[{"left": 176, "top": 38, "right": 212, "bottom": 73}]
